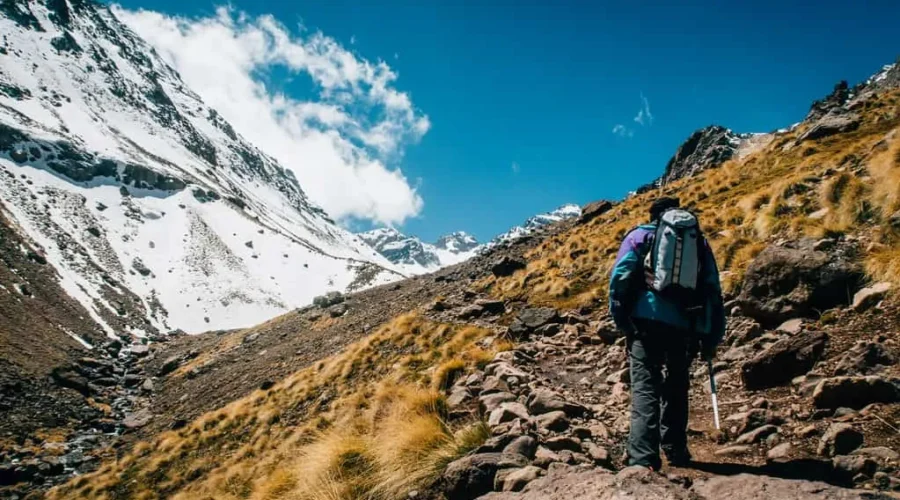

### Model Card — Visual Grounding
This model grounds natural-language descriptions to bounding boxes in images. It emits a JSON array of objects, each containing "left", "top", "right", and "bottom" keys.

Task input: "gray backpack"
[{"left": 643, "top": 209, "right": 702, "bottom": 297}]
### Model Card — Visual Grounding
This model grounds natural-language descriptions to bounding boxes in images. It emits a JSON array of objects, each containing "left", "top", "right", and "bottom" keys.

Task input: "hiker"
[{"left": 608, "top": 196, "right": 725, "bottom": 470}]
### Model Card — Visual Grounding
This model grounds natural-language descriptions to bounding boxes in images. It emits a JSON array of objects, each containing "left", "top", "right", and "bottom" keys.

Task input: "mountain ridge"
[
  {"left": 358, "top": 204, "right": 582, "bottom": 274},
  {"left": 0, "top": 0, "right": 405, "bottom": 337}
]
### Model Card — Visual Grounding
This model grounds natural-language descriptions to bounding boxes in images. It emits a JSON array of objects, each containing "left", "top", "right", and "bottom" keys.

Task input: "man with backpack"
[{"left": 608, "top": 197, "right": 726, "bottom": 470}]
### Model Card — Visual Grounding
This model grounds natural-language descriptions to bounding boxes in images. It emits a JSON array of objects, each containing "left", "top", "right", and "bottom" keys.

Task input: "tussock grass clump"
[{"left": 49, "top": 314, "right": 496, "bottom": 500}]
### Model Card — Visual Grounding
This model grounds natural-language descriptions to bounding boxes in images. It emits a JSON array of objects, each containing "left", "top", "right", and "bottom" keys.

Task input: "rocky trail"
[{"left": 420, "top": 244, "right": 900, "bottom": 498}]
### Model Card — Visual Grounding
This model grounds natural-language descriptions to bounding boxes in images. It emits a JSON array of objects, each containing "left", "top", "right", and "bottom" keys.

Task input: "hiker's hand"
[{"left": 699, "top": 340, "right": 717, "bottom": 361}]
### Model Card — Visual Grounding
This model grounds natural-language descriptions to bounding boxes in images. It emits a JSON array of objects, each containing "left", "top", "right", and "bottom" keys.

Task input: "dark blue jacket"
[{"left": 608, "top": 223, "right": 726, "bottom": 345}]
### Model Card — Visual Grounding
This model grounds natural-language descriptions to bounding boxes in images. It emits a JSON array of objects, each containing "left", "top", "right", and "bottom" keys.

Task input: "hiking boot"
[{"left": 664, "top": 447, "right": 693, "bottom": 467}]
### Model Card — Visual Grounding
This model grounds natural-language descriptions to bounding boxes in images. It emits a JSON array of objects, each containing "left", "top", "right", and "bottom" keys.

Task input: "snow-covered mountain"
[
  {"left": 357, "top": 228, "right": 480, "bottom": 275},
  {"left": 487, "top": 203, "right": 581, "bottom": 247},
  {"left": 360, "top": 204, "right": 581, "bottom": 274},
  {"left": 0, "top": 0, "right": 402, "bottom": 336}
]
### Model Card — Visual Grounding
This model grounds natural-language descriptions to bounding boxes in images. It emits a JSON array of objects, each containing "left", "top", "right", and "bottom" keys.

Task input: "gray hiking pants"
[{"left": 626, "top": 319, "right": 695, "bottom": 469}]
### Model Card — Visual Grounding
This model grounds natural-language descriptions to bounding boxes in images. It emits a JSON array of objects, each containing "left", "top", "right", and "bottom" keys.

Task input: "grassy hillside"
[
  {"left": 51, "top": 314, "right": 501, "bottom": 499},
  {"left": 49, "top": 83, "right": 900, "bottom": 499}
]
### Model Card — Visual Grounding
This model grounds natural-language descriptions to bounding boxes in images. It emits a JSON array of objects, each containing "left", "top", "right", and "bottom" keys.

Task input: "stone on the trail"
[
  {"left": 503, "top": 436, "right": 538, "bottom": 459},
  {"left": 458, "top": 304, "right": 486, "bottom": 320},
  {"left": 130, "top": 344, "right": 150, "bottom": 357},
  {"left": 491, "top": 256, "right": 526, "bottom": 277},
  {"left": 479, "top": 392, "right": 517, "bottom": 414},
  {"left": 482, "top": 376, "right": 511, "bottom": 395},
  {"left": 818, "top": 423, "right": 863, "bottom": 457},
  {"left": 834, "top": 342, "right": 896, "bottom": 375},
  {"left": 605, "top": 368, "right": 630, "bottom": 385},
  {"left": 735, "top": 424, "right": 779, "bottom": 445},
  {"left": 715, "top": 445, "right": 752, "bottom": 457},
  {"left": 851, "top": 282, "right": 891, "bottom": 312},
  {"left": 767, "top": 442, "right": 793, "bottom": 461},
  {"left": 442, "top": 453, "right": 529, "bottom": 499},
  {"left": 544, "top": 436, "right": 583, "bottom": 453},
  {"left": 693, "top": 472, "right": 880, "bottom": 500},
  {"left": 534, "top": 411, "right": 570, "bottom": 432},
  {"left": 589, "top": 422, "right": 610, "bottom": 441},
  {"left": 527, "top": 389, "right": 587, "bottom": 418},
  {"left": 447, "top": 388, "right": 471, "bottom": 409},
  {"left": 832, "top": 455, "right": 877, "bottom": 481},
  {"left": 733, "top": 409, "right": 780, "bottom": 435},
  {"left": 776, "top": 318, "right": 803, "bottom": 335},
  {"left": 487, "top": 362, "right": 529, "bottom": 382},
  {"left": 477, "top": 435, "right": 518, "bottom": 454},
  {"left": 476, "top": 298, "right": 506, "bottom": 315},
  {"left": 736, "top": 241, "right": 864, "bottom": 325},
  {"left": 141, "top": 378, "right": 155, "bottom": 393},
  {"left": 488, "top": 402, "right": 530, "bottom": 427},
  {"left": 584, "top": 442, "right": 611, "bottom": 467},
  {"left": 740, "top": 330, "right": 827, "bottom": 389},
  {"left": 123, "top": 409, "right": 153, "bottom": 429},
  {"left": 852, "top": 446, "right": 899, "bottom": 462},
  {"left": 495, "top": 466, "right": 543, "bottom": 492},
  {"left": 812, "top": 376, "right": 900, "bottom": 409},
  {"left": 122, "top": 374, "right": 143, "bottom": 388},
  {"left": 157, "top": 355, "right": 182, "bottom": 376},
  {"left": 571, "top": 426, "right": 592, "bottom": 440},
  {"left": 517, "top": 307, "right": 560, "bottom": 330},
  {"left": 729, "top": 319, "right": 764, "bottom": 346}
]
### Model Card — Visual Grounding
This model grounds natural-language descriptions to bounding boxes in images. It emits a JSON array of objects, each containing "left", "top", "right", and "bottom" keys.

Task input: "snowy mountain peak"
[
  {"left": 0, "top": 0, "right": 401, "bottom": 335},
  {"left": 357, "top": 228, "right": 440, "bottom": 271},
  {"left": 488, "top": 203, "right": 582, "bottom": 247},
  {"left": 434, "top": 231, "right": 479, "bottom": 253}
]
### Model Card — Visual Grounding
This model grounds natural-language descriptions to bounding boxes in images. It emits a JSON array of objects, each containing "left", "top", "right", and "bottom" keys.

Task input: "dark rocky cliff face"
[{"left": 660, "top": 125, "right": 744, "bottom": 185}]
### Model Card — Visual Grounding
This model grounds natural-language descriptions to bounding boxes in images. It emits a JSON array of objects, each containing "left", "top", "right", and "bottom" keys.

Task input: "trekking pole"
[{"left": 707, "top": 357, "right": 721, "bottom": 430}]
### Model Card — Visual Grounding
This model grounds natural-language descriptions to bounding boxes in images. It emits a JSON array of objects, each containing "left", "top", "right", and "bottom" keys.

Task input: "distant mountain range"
[{"left": 357, "top": 204, "right": 582, "bottom": 274}]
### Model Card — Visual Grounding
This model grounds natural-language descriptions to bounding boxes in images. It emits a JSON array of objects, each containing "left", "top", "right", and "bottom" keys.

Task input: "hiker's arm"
[
  {"left": 609, "top": 232, "right": 643, "bottom": 335},
  {"left": 701, "top": 239, "right": 726, "bottom": 348}
]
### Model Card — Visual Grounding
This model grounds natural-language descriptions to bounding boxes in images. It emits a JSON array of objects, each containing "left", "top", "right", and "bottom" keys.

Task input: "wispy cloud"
[
  {"left": 634, "top": 93, "right": 653, "bottom": 126},
  {"left": 612, "top": 124, "right": 634, "bottom": 138},
  {"left": 511, "top": 162, "right": 521, "bottom": 174},
  {"left": 115, "top": 6, "right": 427, "bottom": 226}
]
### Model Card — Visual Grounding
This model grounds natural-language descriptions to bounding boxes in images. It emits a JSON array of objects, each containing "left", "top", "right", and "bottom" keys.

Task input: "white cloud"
[
  {"left": 634, "top": 93, "right": 653, "bottom": 126},
  {"left": 114, "top": 6, "right": 428, "bottom": 225},
  {"left": 511, "top": 162, "right": 520, "bottom": 174},
  {"left": 612, "top": 124, "right": 634, "bottom": 138}
]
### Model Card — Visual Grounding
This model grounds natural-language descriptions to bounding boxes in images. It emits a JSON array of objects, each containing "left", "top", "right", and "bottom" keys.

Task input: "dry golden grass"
[{"left": 49, "top": 314, "right": 496, "bottom": 500}]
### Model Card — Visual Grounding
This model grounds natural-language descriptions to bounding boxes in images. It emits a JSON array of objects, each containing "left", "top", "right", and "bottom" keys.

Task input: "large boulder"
[
  {"left": 483, "top": 465, "right": 879, "bottom": 499},
  {"left": 798, "top": 111, "right": 861, "bottom": 143},
  {"left": 737, "top": 241, "right": 864, "bottom": 326},
  {"left": 508, "top": 308, "right": 561, "bottom": 337},
  {"left": 577, "top": 200, "right": 614, "bottom": 225},
  {"left": 818, "top": 423, "right": 863, "bottom": 457},
  {"left": 811, "top": 376, "right": 900, "bottom": 409},
  {"left": 740, "top": 330, "right": 827, "bottom": 390},
  {"left": 442, "top": 453, "right": 529, "bottom": 499},
  {"left": 851, "top": 282, "right": 891, "bottom": 312},
  {"left": 492, "top": 256, "right": 526, "bottom": 277}
]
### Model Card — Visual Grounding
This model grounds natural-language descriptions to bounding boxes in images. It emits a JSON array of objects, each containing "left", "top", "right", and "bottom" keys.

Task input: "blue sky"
[{"left": 114, "top": 0, "right": 900, "bottom": 243}]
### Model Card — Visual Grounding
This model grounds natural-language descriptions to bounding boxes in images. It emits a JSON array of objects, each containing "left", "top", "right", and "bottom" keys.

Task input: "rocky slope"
[
  {"left": 0, "top": 0, "right": 403, "bottom": 341},
  {"left": 33, "top": 58, "right": 900, "bottom": 500}
]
